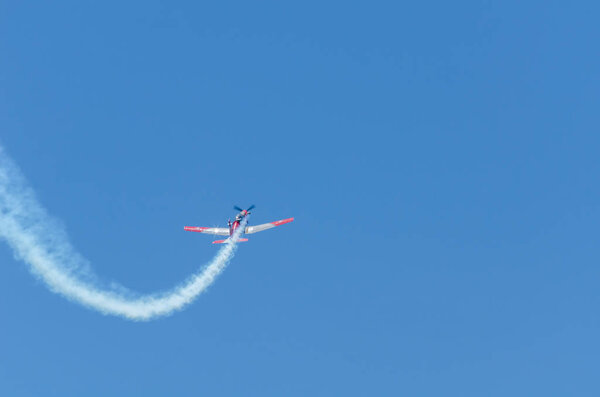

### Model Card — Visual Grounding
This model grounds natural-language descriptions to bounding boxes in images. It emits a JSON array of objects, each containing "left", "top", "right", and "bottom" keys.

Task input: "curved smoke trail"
[{"left": 0, "top": 145, "right": 243, "bottom": 321}]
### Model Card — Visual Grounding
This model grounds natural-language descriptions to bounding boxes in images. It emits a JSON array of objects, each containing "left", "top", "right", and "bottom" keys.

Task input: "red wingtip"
[
  {"left": 184, "top": 226, "right": 208, "bottom": 232},
  {"left": 271, "top": 217, "right": 294, "bottom": 227}
]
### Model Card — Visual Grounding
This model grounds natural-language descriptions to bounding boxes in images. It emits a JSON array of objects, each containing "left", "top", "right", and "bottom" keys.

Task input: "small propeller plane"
[{"left": 184, "top": 205, "right": 294, "bottom": 244}]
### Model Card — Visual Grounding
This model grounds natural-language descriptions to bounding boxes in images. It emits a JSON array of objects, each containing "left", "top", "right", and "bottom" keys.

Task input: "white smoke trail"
[{"left": 0, "top": 145, "right": 243, "bottom": 321}]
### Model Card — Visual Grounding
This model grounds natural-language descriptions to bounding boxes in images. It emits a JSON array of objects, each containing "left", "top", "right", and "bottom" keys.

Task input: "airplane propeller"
[{"left": 234, "top": 205, "right": 255, "bottom": 213}]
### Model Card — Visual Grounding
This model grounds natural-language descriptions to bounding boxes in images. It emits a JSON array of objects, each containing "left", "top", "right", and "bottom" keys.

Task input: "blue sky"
[{"left": 1, "top": 1, "right": 599, "bottom": 395}]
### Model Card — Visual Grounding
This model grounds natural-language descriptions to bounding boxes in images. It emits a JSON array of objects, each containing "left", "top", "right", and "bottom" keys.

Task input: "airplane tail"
[{"left": 212, "top": 238, "right": 249, "bottom": 244}]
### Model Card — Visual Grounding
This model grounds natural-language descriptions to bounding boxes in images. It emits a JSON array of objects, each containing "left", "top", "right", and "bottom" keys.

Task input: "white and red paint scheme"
[{"left": 184, "top": 205, "right": 294, "bottom": 244}]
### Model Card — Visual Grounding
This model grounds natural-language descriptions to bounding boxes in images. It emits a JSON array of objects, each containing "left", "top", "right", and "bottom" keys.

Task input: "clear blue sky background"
[{"left": 1, "top": 1, "right": 599, "bottom": 396}]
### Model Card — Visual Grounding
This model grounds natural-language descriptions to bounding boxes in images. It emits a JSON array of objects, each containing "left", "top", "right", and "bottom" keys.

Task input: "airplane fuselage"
[
  {"left": 229, "top": 220, "right": 241, "bottom": 236},
  {"left": 228, "top": 210, "right": 249, "bottom": 236}
]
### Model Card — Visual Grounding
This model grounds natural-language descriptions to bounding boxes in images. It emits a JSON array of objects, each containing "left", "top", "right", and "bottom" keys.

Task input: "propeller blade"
[
  {"left": 247, "top": 204, "right": 255, "bottom": 211},
  {"left": 234, "top": 205, "right": 244, "bottom": 212}
]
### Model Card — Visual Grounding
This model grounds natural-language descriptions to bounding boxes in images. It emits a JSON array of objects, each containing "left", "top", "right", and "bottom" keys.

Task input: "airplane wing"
[
  {"left": 245, "top": 218, "right": 294, "bottom": 234},
  {"left": 184, "top": 226, "right": 230, "bottom": 236}
]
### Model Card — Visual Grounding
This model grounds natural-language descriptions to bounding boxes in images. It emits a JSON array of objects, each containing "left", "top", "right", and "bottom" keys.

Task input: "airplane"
[{"left": 184, "top": 205, "right": 294, "bottom": 244}]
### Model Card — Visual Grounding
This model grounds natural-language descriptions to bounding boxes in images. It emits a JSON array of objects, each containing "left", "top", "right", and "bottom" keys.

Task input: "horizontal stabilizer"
[{"left": 212, "top": 238, "right": 249, "bottom": 244}]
